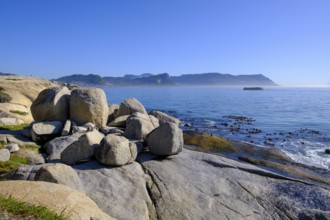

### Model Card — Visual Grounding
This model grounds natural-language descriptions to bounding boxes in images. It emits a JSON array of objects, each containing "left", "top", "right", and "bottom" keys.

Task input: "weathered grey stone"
[
  {"left": 74, "top": 161, "right": 154, "bottom": 220},
  {"left": 0, "top": 130, "right": 36, "bottom": 146},
  {"left": 100, "top": 126, "right": 124, "bottom": 135},
  {"left": 31, "top": 86, "right": 71, "bottom": 122},
  {"left": 73, "top": 148, "right": 330, "bottom": 220},
  {"left": 108, "top": 115, "right": 129, "bottom": 128},
  {"left": 149, "top": 110, "right": 180, "bottom": 125},
  {"left": 116, "top": 98, "right": 147, "bottom": 118},
  {"left": 136, "top": 149, "right": 330, "bottom": 220},
  {"left": 107, "top": 104, "right": 119, "bottom": 124},
  {"left": 5, "top": 164, "right": 47, "bottom": 180},
  {"left": 95, "top": 134, "right": 136, "bottom": 166},
  {"left": 61, "top": 119, "right": 72, "bottom": 136},
  {"left": 44, "top": 133, "right": 83, "bottom": 162},
  {"left": 35, "top": 163, "right": 85, "bottom": 192},
  {"left": 124, "top": 112, "right": 159, "bottom": 140},
  {"left": 72, "top": 126, "right": 88, "bottom": 133},
  {"left": 70, "top": 88, "right": 108, "bottom": 127},
  {"left": 32, "top": 121, "right": 63, "bottom": 135},
  {"left": 6, "top": 143, "right": 19, "bottom": 153},
  {"left": 0, "top": 149, "right": 10, "bottom": 162},
  {"left": 31, "top": 121, "right": 63, "bottom": 142},
  {"left": 146, "top": 122, "right": 183, "bottom": 156},
  {"left": 61, "top": 130, "right": 104, "bottom": 165},
  {"left": 81, "top": 122, "right": 96, "bottom": 131},
  {"left": 130, "top": 140, "right": 144, "bottom": 154}
]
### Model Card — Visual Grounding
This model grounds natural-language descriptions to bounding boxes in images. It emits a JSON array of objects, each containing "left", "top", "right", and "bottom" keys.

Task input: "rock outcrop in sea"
[{"left": 0, "top": 84, "right": 329, "bottom": 220}]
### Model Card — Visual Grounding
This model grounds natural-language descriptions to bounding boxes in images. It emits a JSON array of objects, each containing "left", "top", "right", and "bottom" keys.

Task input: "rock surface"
[
  {"left": 74, "top": 161, "right": 155, "bottom": 220},
  {"left": 44, "top": 133, "right": 83, "bottom": 162},
  {"left": 108, "top": 115, "right": 129, "bottom": 127},
  {"left": 61, "top": 130, "right": 104, "bottom": 165},
  {"left": 0, "top": 181, "right": 114, "bottom": 220},
  {"left": 0, "top": 104, "right": 30, "bottom": 124},
  {"left": 74, "top": 149, "right": 330, "bottom": 220},
  {"left": 6, "top": 143, "right": 20, "bottom": 153},
  {"left": 116, "top": 97, "right": 148, "bottom": 118},
  {"left": 124, "top": 112, "right": 159, "bottom": 140},
  {"left": 70, "top": 88, "right": 108, "bottom": 127},
  {"left": 31, "top": 121, "right": 63, "bottom": 142},
  {"left": 107, "top": 104, "right": 119, "bottom": 123},
  {"left": 95, "top": 134, "right": 137, "bottom": 166},
  {"left": 0, "top": 75, "right": 56, "bottom": 124},
  {"left": 61, "top": 119, "right": 72, "bottom": 136},
  {"left": 35, "top": 163, "right": 85, "bottom": 192},
  {"left": 147, "top": 122, "right": 183, "bottom": 156},
  {"left": 149, "top": 110, "right": 180, "bottom": 125},
  {"left": 31, "top": 86, "right": 71, "bottom": 122},
  {"left": 0, "top": 149, "right": 10, "bottom": 162},
  {"left": 137, "top": 149, "right": 330, "bottom": 220}
]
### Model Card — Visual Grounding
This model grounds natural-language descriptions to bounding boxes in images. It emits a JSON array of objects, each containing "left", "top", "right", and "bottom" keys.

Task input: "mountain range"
[{"left": 54, "top": 72, "right": 278, "bottom": 86}]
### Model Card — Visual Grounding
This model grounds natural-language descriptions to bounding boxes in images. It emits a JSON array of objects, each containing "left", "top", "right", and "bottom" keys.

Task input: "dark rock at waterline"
[{"left": 325, "top": 149, "right": 330, "bottom": 155}]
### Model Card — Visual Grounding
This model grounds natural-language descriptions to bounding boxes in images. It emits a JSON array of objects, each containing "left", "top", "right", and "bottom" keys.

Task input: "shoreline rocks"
[
  {"left": 31, "top": 86, "right": 71, "bottom": 122},
  {"left": 70, "top": 88, "right": 108, "bottom": 127}
]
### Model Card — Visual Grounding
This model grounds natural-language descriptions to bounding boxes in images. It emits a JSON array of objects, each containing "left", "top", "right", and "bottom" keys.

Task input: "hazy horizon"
[{"left": 1, "top": 0, "right": 329, "bottom": 87}]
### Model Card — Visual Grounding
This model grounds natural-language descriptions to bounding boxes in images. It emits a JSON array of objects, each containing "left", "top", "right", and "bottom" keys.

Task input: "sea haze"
[{"left": 104, "top": 86, "right": 330, "bottom": 169}]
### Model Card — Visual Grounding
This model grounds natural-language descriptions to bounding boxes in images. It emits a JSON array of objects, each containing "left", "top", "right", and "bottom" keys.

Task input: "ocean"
[{"left": 103, "top": 86, "right": 330, "bottom": 169}]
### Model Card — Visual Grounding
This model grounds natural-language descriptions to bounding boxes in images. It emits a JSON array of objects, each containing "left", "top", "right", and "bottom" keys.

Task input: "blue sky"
[{"left": 1, "top": 0, "right": 329, "bottom": 86}]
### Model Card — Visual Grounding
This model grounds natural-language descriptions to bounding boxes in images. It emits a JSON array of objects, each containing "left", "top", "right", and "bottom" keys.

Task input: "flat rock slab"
[
  {"left": 137, "top": 149, "right": 330, "bottom": 220},
  {"left": 73, "top": 149, "right": 330, "bottom": 220},
  {"left": 74, "top": 161, "right": 155, "bottom": 220}
]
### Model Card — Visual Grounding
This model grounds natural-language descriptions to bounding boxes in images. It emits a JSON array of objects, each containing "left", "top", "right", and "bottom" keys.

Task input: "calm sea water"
[{"left": 103, "top": 86, "right": 330, "bottom": 169}]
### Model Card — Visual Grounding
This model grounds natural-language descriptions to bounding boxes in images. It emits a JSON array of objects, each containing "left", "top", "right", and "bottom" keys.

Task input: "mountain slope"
[{"left": 54, "top": 72, "right": 278, "bottom": 86}]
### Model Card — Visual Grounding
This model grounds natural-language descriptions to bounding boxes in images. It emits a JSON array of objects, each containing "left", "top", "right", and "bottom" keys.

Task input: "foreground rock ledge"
[
  {"left": 74, "top": 149, "right": 330, "bottom": 220},
  {"left": 0, "top": 180, "right": 114, "bottom": 220}
]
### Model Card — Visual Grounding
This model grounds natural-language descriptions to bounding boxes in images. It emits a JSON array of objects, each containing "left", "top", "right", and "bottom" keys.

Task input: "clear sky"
[{"left": 1, "top": 0, "right": 329, "bottom": 86}]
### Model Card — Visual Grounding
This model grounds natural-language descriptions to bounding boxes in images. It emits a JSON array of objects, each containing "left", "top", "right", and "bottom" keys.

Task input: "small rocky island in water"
[
  {"left": 243, "top": 87, "right": 264, "bottom": 90},
  {"left": 0, "top": 75, "right": 329, "bottom": 220}
]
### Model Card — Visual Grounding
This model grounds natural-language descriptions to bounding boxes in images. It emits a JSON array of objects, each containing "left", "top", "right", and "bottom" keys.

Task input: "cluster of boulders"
[{"left": 20, "top": 86, "right": 183, "bottom": 166}]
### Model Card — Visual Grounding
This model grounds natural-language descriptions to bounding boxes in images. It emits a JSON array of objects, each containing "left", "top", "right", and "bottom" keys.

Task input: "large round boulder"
[
  {"left": 70, "top": 88, "right": 108, "bottom": 127},
  {"left": 31, "top": 86, "right": 71, "bottom": 122},
  {"left": 124, "top": 112, "right": 159, "bottom": 140},
  {"left": 116, "top": 98, "right": 147, "bottom": 118},
  {"left": 95, "top": 134, "right": 137, "bottom": 166},
  {"left": 146, "top": 122, "right": 183, "bottom": 156}
]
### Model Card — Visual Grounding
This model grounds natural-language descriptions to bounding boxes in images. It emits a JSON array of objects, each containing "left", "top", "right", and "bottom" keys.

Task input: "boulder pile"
[{"left": 24, "top": 86, "right": 183, "bottom": 166}]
